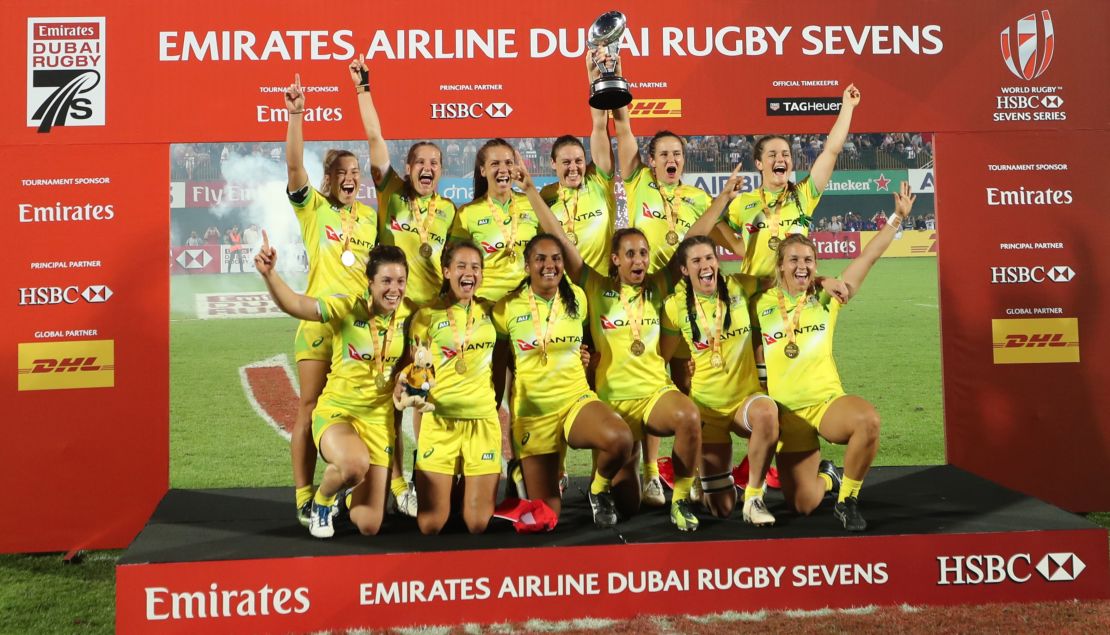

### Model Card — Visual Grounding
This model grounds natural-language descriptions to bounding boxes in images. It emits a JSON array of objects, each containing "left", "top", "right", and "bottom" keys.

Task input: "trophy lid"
[{"left": 589, "top": 11, "right": 627, "bottom": 47}]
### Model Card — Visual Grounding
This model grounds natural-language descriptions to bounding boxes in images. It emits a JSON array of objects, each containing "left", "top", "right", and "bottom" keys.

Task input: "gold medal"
[
  {"left": 419, "top": 243, "right": 434, "bottom": 259},
  {"left": 767, "top": 236, "right": 781, "bottom": 251},
  {"left": 711, "top": 352, "right": 724, "bottom": 369},
  {"left": 341, "top": 250, "right": 356, "bottom": 267},
  {"left": 566, "top": 231, "right": 578, "bottom": 245},
  {"left": 455, "top": 358, "right": 468, "bottom": 374},
  {"left": 630, "top": 339, "right": 646, "bottom": 356},
  {"left": 508, "top": 248, "right": 517, "bottom": 262},
  {"left": 540, "top": 352, "right": 549, "bottom": 366},
  {"left": 375, "top": 374, "right": 388, "bottom": 390},
  {"left": 784, "top": 342, "right": 799, "bottom": 359},
  {"left": 666, "top": 230, "right": 679, "bottom": 246}
]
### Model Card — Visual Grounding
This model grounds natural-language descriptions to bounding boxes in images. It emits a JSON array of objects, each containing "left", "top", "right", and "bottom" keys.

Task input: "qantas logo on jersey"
[
  {"left": 441, "top": 346, "right": 458, "bottom": 359},
  {"left": 325, "top": 225, "right": 341, "bottom": 242},
  {"left": 641, "top": 204, "right": 693, "bottom": 228},
  {"left": 764, "top": 325, "right": 826, "bottom": 344},
  {"left": 745, "top": 219, "right": 809, "bottom": 234},
  {"left": 390, "top": 218, "right": 446, "bottom": 242},
  {"left": 516, "top": 336, "right": 580, "bottom": 351},
  {"left": 600, "top": 316, "right": 660, "bottom": 329},
  {"left": 348, "top": 343, "right": 366, "bottom": 360},
  {"left": 515, "top": 339, "right": 536, "bottom": 351},
  {"left": 480, "top": 239, "right": 527, "bottom": 254},
  {"left": 692, "top": 340, "right": 710, "bottom": 351}
]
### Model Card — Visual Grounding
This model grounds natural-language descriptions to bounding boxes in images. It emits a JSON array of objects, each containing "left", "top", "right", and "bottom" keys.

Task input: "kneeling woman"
[
  {"left": 660, "top": 236, "right": 783, "bottom": 526},
  {"left": 492, "top": 234, "right": 635, "bottom": 528},
  {"left": 755, "top": 182, "right": 916, "bottom": 531},
  {"left": 409, "top": 241, "right": 502, "bottom": 534},
  {"left": 257, "top": 238, "right": 414, "bottom": 539}
]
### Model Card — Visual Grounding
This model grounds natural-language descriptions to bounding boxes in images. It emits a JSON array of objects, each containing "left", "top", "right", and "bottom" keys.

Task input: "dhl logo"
[
  {"left": 910, "top": 232, "right": 938, "bottom": 254},
  {"left": 991, "top": 319, "right": 1079, "bottom": 364},
  {"left": 624, "top": 99, "right": 683, "bottom": 119},
  {"left": 18, "top": 339, "right": 115, "bottom": 391}
]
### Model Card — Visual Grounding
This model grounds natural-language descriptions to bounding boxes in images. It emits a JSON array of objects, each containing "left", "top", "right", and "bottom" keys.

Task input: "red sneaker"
[{"left": 656, "top": 456, "right": 675, "bottom": 489}]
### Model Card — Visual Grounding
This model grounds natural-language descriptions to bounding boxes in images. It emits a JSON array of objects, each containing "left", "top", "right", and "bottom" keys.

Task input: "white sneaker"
[
  {"left": 742, "top": 496, "right": 776, "bottom": 527},
  {"left": 308, "top": 500, "right": 338, "bottom": 538},
  {"left": 642, "top": 476, "right": 666, "bottom": 507},
  {"left": 690, "top": 476, "right": 704, "bottom": 503},
  {"left": 392, "top": 483, "right": 418, "bottom": 518}
]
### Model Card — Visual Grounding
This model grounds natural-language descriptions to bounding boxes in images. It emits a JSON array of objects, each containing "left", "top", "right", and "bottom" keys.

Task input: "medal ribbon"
[
  {"left": 407, "top": 194, "right": 439, "bottom": 247},
  {"left": 560, "top": 187, "right": 579, "bottom": 238},
  {"left": 758, "top": 187, "right": 789, "bottom": 246},
  {"left": 776, "top": 288, "right": 809, "bottom": 350},
  {"left": 369, "top": 309, "right": 398, "bottom": 386},
  {"left": 339, "top": 206, "right": 357, "bottom": 256},
  {"left": 445, "top": 301, "right": 476, "bottom": 368},
  {"left": 617, "top": 285, "right": 646, "bottom": 347},
  {"left": 487, "top": 196, "right": 520, "bottom": 260},
  {"left": 659, "top": 184, "right": 679, "bottom": 238},
  {"left": 526, "top": 288, "right": 561, "bottom": 362},
  {"left": 693, "top": 292, "right": 726, "bottom": 363}
]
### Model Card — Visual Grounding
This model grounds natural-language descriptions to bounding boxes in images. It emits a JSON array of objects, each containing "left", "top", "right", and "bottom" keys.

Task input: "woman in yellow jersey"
[
  {"left": 659, "top": 236, "right": 782, "bottom": 527},
  {"left": 755, "top": 182, "right": 915, "bottom": 532},
  {"left": 284, "top": 73, "right": 379, "bottom": 527},
  {"left": 256, "top": 239, "right": 414, "bottom": 539},
  {"left": 714, "top": 85, "right": 862, "bottom": 279},
  {"left": 449, "top": 138, "right": 541, "bottom": 303},
  {"left": 349, "top": 55, "right": 455, "bottom": 516},
  {"left": 525, "top": 153, "right": 706, "bottom": 531},
  {"left": 408, "top": 241, "right": 502, "bottom": 534},
  {"left": 492, "top": 233, "right": 634, "bottom": 529},
  {"left": 538, "top": 51, "right": 618, "bottom": 275}
]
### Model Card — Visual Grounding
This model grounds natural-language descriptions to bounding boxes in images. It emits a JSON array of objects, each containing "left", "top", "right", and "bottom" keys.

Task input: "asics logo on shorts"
[
  {"left": 423, "top": 448, "right": 435, "bottom": 458},
  {"left": 312, "top": 337, "right": 325, "bottom": 347},
  {"left": 521, "top": 432, "right": 531, "bottom": 446}
]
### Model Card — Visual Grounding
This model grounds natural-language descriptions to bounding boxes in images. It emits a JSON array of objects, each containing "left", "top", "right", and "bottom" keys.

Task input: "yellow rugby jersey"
[
  {"left": 581, "top": 267, "right": 670, "bottom": 401},
  {"left": 726, "top": 177, "right": 821, "bottom": 279},
  {"left": 450, "top": 192, "right": 540, "bottom": 302},
  {"left": 625, "top": 166, "right": 712, "bottom": 274},
  {"left": 661, "top": 275, "right": 762, "bottom": 410},
  {"left": 376, "top": 167, "right": 457, "bottom": 306},
  {"left": 754, "top": 288, "right": 844, "bottom": 410},
  {"left": 316, "top": 294, "right": 415, "bottom": 410},
  {"left": 290, "top": 186, "right": 378, "bottom": 296},
  {"left": 409, "top": 298, "right": 498, "bottom": 420},
  {"left": 492, "top": 283, "right": 590, "bottom": 418},
  {"left": 540, "top": 164, "right": 615, "bottom": 275}
]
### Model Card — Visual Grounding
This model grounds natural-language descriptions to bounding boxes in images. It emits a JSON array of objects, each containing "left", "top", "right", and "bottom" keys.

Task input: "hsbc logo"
[
  {"left": 1000, "top": 10, "right": 1055, "bottom": 81},
  {"left": 19, "top": 284, "right": 113, "bottom": 305},
  {"left": 176, "top": 249, "right": 212, "bottom": 269},
  {"left": 990, "top": 265, "right": 1074, "bottom": 284},
  {"left": 937, "top": 552, "right": 1084, "bottom": 585},
  {"left": 430, "top": 102, "right": 513, "bottom": 120}
]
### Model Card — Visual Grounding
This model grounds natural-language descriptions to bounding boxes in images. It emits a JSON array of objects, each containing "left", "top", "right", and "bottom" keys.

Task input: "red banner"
[
  {"left": 3, "top": 143, "right": 169, "bottom": 552},
  {"left": 116, "top": 528, "right": 1109, "bottom": 634},
  {"left": 936, "top": 130, "right": 1110, "bottom": 511},
  {"left": 6, "top": 2, "right": 1106, "bottom": 143}
]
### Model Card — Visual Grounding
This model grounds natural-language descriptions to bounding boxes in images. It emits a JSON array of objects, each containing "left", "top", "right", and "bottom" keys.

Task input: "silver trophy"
[{"left": 588, "top": 11, "right": 633, "bottom": 110}]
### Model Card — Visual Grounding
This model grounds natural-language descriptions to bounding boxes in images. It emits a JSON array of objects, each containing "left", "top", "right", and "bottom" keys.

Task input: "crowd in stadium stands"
[
  {"left": 170, "top": 133, "right": 933, "bottom": 181},
  {"left": 815, "top": 212, "right": 936, "bottom": 232}
]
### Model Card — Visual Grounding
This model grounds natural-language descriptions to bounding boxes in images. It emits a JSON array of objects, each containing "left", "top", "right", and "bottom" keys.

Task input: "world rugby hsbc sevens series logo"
[
  {"left": 1000, "top": 10, "right": 1055, "bottom": 80},
  {"left": 27, "top": 17, "right": 106, "bottom": 132}
]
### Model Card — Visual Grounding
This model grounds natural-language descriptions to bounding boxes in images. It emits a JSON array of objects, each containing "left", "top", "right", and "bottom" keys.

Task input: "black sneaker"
[
  {"left": 833, "top": 496, "right": 867, "bottom": 532},
  {"left": 588, "top": 490, "right": 618, "bottom": 529},
  {"left": 819, "top": 460, "right": 843, "bottom": 498},
  {"left": 296, "top": 500, "right": 312, "bottom": 528}
]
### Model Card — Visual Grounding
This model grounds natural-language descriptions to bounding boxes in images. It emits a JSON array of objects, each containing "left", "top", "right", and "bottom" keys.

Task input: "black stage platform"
[
  {"left": 121, "top": 465, "right": 1094, "bottom": 564},
  {"left": 116, "top": 465, "right": 1109, "bottom": 634}
]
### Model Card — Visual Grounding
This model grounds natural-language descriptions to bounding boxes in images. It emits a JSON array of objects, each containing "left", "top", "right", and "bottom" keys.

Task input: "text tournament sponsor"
[{"left": 28, "top": 17, "right": 106, "bottom": 132}]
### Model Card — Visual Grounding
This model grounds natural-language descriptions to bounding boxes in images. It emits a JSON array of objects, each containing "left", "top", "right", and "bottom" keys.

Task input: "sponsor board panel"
[
  {"left": 3, "top": 143, "right": 168, "bottom": 552},
  {"left": 3, "top": 2, "right": 1107, "bottom": 143},
  {"left": 196, "top": 292, "right": 285, "bottom": 319},
  {"left": 859, "top": 229, "right": 937, "bottom": 257},
  {"left": 936, "top": 130, "right": 1110, "bottom": 510},
  {"left": 809, "top": 231, "right": 861, "bottom": 259},
  {"left": 116, "top": 528, "right": 1110, "bottom": 634}
]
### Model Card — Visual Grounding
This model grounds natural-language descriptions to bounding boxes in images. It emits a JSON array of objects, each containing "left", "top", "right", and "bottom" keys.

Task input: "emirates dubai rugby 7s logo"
[
  {"left": 1000, "top": 10, "right": 1054, "bottom": 81},
  {"left": 27, "top": 17, "right": 106, "bottom": 132}
]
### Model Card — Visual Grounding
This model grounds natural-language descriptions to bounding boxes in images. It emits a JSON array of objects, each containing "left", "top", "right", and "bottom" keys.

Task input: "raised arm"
[
  {"left": 349, "top": 55, "right": 390, "bottom": 184},
  {"left": 808, "top": 83, "right": 860, "bottom": 193},
  {"left": 601, "top": 51, "right": 642, "bottom": 179},
  {"left": 586, "top": 52, "right": 614, "bottom": 176},
  {"left": 255, "top": 230, "right": 322, "bottom": 321},
  {"left": 513, "top": 150, "right": 585, "bottom": 281},
  {"left": 839, "top": 181, "right": 915, "bottom": 299},
  {"left": 284, "top": 74, "right": 309, "bottom": 192},
  {"left": 688, "top": 163, "right": 743, "bottom": 239}
]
